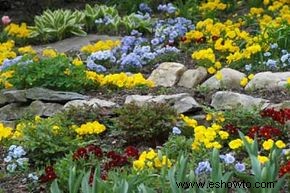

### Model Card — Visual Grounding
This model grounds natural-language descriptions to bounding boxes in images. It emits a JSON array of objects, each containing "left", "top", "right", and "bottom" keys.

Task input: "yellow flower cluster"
[
  {"left": 18, "top": 46, "right": 36, "bottom": 55},
  {"left": 240, "top": 74, "right": 254, "bottom": 87},
  {"left": 205, "top": 112, "right": 225, "bottom": 123},
  {"left": 192, "top": 48, "right": 215, "bottom": 63},
  {"left": 181, "top": 114, "right": 228, "bottom": 151},
  {"left": 81, "top": 40, "right": 120, "bottom": 54},
  {"left": 74, "top": 121, "right": 106, "bottom": 136},
  {"left": 199, "top": 0, "right": 227, "bottom": 12},
  {"left": 5, "top": 23, "right": 31, "bottom": 38},
  {"left": 257, "top": 155, "right": 269, "bottom": 164},
  {"left": 0, "top": 40, "right": 16, "bottom": 64},
  {"left": 72, "top": 58, "right": 83, "bottom": 66},
  {"left": 133, "top": 149, "right": 172, "bottom": 171},
  {"left": 262, "top": 139, "right": 286, "bottom": 150},
  {"left": 0, "top": 123, "right": 13, "bottom": 142},
  {"left": 228, "top": 137, "right": 254, "bottom": 150},
  {"left": 42, "top": 48, "right": 58, "bottom": 58},
  {"left": 86, "top": 71, "right": 155, "bottom": 88},
  {"left": 0, "top": 70, "right": 14, "bottom": 89}
]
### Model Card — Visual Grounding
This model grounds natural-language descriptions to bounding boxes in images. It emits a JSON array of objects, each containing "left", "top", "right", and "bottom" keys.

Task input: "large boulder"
[
  {"left": 125, "top": 93, "right": 201, "bottom": 113},
  {"left": 245, "top": 72, "right": 290, "bottom": 91},
  {"left": 211, "top": 91, "right": 269, "bottom": 110},
  {"left": 148, "top": 62, "right": 186, "bottom": 87},
  {"left": 177, "top": 67, "right": 207, "bottom": 88},
  {"left": 201, "top": 68, "right": 245, "bottom": 90}
]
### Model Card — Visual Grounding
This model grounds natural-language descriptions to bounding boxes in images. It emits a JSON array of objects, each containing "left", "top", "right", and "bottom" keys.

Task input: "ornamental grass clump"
[{"left": 114, "top": 103, "right": 177, "bottom": 146}]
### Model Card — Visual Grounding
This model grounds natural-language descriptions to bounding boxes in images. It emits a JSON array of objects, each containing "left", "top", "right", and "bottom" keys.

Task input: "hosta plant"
[{"left": 30, "top": 9, "right": 86, "bottom": 42}]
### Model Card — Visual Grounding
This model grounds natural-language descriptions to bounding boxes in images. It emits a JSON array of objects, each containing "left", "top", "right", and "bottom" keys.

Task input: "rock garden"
[{"left": 0, "top": 0, "right": 290, "bottom": 192}]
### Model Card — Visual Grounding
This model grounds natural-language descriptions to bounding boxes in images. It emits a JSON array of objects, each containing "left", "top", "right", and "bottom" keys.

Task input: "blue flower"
[
  {"left": 220, "top": 153, "right": 235, "bottom": 164},
  {"left": 139, "top": 3, "right": 152, "bottom": 13},
  {"left": 263, "top": 52, "right": 271, "bottom": 57},
  {"left": 195, "top": 160, "right": 212, "bottom": 175},
  {"left": 245, "top": 64, "right": 252, "bottom": 71},
  {"left": 172, "top": 127, "right": 181, "bottom": 135},
  {"left": 266, "top": 59, "right": 277, "bottom": 68},
  {"left": 151, "top": 38, "right": 160, "bottom": 46},
  {"left": 4, "top": 156, "right": 12, "bottom": 163},
  {"left": 235, "top": 162, "right": 245, "bottom": 172},
  {"left": 158, "top": 3, "right": 177, "bottom": 14},
  {"left": 7, "top": 163, "right": 17, "bottom": 173},
  {"left": 270, "top": 43, "right": 278, "bottom": 49}
]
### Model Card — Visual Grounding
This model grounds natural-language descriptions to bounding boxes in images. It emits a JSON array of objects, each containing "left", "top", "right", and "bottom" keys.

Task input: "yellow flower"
[
  {"left": 208, "top": 67, "right": 216, "bottom": 74},
  {"left": 133, "top": 160, "right": 145, "bottom": 170},
  {"left": 287, "top": 77, "right": 290, "bottom": 85},
  {"left": 258, "top": 155, "right": 269, "bottom": 164},
  {"left": 0, "top": 123, "right": 13, "bottom": 141},
  {"left": 18, "top": 46, "right": 36, "bottom": 55},
  {"left": 206, "top": 113, "right": 213, "bottom": 121},
  {"left": 218, "top": 131, "right": 229, "bottom": 140},
  {"left": 146, "top": 149, "right": 157, "bottom": 160},
  {"left": 262, "top": 139, "right": 274, "bottom": 150},
  {"left": 81, "top": 40, "right": 120, "bottom": 54},
  {"left": 42, "top": 48, "right": 58, "bottom": 58},
  {"left": 245, "top": 136, "right": 254, "bottom": 144},
  {"left": 180, "top": 114, "right": 198, "bottom": 128},
  {"left": 275, "top": 140, "right": 286, "bottom": 149},
  {"left": 215, "top": 71, "right": 223, "bottom": 80},
  {"left": 5, "top": 23, "right": 31, "bottom": 38},
  {"left": 34, "top": 115, "right": 41, "bottom": 122},
  {"left": 214, "top": 61, "right": 222, "bottom": 69},
  {"left": 248, "top": 74, "right": 255, "bottom": 80},
  {"left": 154, "top": 156, "right": 172, "bottom": 168},
  {"left": 240, "top": 77, "right": 248, "bottom": 87},
  {"left": 72, "top": 58, "right": 83, "bottom": 66},
  {"left": 229, "top": 139, "right": 243, "bottom": 149},
  {"left": 75, "top": 121, "right": 106, "bottom": 136}
]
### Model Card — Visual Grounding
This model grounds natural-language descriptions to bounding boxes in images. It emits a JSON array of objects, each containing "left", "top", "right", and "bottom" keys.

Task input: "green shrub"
[
  {"left": 114, "top": 103, "right": 177, "bottom": 146},
  {"left": 15, "top": 115, "right": 79, "bottom": 166},
  {"left": 5, "top": 55, "right": 97, "bottom": 92}
]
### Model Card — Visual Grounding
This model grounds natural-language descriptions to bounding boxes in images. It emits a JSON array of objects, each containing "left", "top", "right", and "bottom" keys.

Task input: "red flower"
[
  {"left": 247, "top": 126, "right": 259, "bottom": 139},
  {"left": 40, "top": 166, "right": 57, "bottom": 183},
  {"left": 180, "top": 36, "right": 187, "bottom": 42},
  {"left": 279, "top": 161, "right": 290, "bottom": 177},
  {"left": 125, "top": 146, "right": 139, "bottom": 159},
  {"left": 73, "top": 147, "right": 88, "bottom": 160},
  {"left": 259, "top": 125, "right": 281, "bottom": 139},
  {"left": 225, "top": 124, "right": 238, "bottom": 135},
  {"left": 85, "top": 144, "right": 103, "bottom": 158}
]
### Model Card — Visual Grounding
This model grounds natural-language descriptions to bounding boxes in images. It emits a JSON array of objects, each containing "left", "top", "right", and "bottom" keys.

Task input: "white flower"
[
  {"left": 28, "top": 173, "right": 39, "bottom": 181},
  {"left": 16, "top": 157, "right": 29, "bottom": 167},
  {"left": 8, "top": 145, "right": 17, "bottom": 151},
  {"left": 12, "top": 146, "right": 26, "bottom": 158}
]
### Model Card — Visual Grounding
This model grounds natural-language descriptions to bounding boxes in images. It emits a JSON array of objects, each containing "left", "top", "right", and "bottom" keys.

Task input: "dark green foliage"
[{"left": 114, "top": 103, "right": 177, "bottom": 146}]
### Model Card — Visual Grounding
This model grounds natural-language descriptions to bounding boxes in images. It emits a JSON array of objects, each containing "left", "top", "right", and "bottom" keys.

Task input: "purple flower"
[
  {"left": 195, "top": 160, "right": 212, "bottom": 175},
  {"left": 266, "top": 59, "right": 277, "bottom": 68},
  {"left": 151, "top": 38, "right": 160, "bottom": 46},
  {"left": 235, "top": 162, "right": 245, "bottom": 172},
  {"left": 157, "top": 3, "right": 177, "bottom": 14}
]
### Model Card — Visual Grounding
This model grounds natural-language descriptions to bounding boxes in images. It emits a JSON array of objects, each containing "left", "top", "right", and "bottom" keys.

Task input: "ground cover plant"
[{"left": 0, "top": 0, "right": 290, "bottom": 192}]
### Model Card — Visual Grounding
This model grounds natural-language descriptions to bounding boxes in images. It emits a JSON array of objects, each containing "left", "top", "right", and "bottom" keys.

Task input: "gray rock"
[
  {"left": 125, "top": 93, "right": 201, "bottom": 113},
  {"left": 64, "top": 98, "right": 118, "bottom": 109},
  {"left": 1, "top": 89, "right": 27, "bottom": 103},
  {"left": 33, "top": 34, "right": 121, "bottom": 54},
  {"left": 29, "top": 100, "right": 63, "bottom": 117},
  {"left": 245, "top": 72, "right": 290, "bottom": 91},
  {"left": 264, "top": 100, "right": 290, "bottom": 110},
  {"left": 148, "top": 62, "right": 186, "bottom": 87},
  {"left": 1, "top": 121, "right": 16, "bottom": 129},
  {"left": 211, "top": 91, "right": 269, "bottom": 110},
  {"left": 0, "top": 103, "right": 29, "bottom": 121},
  {"left": 178, "top": 67, "right": 207, "bottom": 88},
  {"left": 201, "top": 68, "right": 245, "bottom": 90},
  {"left": 26, "top": 87, "right": 88, "bottom": 102}
]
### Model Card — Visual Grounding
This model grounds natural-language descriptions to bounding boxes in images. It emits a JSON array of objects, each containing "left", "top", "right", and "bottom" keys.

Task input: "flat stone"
[
  {"left": 148, "top": 62, "right": 186, "bottom": 87},
  {"left": 125, "top": 93, "right": 201, "bottom": 113},
  {"left": 245, "top": 72, "right": 290, "bottom": 91},
  {"left": 201, "top": 68, "right": 245, "bottom": 90},
  {"left": 211, "top": 91, "right": 269, "bottom": 110},
  {"left": 26, "top": 87, "right": 88, "bottom": 102},
  {"left": 29, "top": 100, "right": 63, "bottom": 117},
  {"left": 0, "top": 103, "right": 29, "bottom": 121},
  {"left": 33, "top": 34, "right": 121, "bottom": 54},
  {"left": 1, "top": 89, "right": 27, "bottom": 103},
  {"left": 178, "top": 67, "right": 207, "bottom": 88},
  {"left": 64, "top": 98, "right": 118, "bottom": 109}
]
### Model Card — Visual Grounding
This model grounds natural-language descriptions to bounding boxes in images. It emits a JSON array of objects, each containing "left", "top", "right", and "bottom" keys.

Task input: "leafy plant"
[
  {"left": 235, "top": 132, "right": 287, "bottom": 193},
  {"left": 30, "top": 9, "right": 86, "bottom": 42},
  {"left": 121, "top": 13, "right": 153, "bottom": 34},
  {"left": 5, "top": 55, "right": 97, "bottom": 91},
  {"left": 114, "top": 103, "right": 177, "bottom": 146}
]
